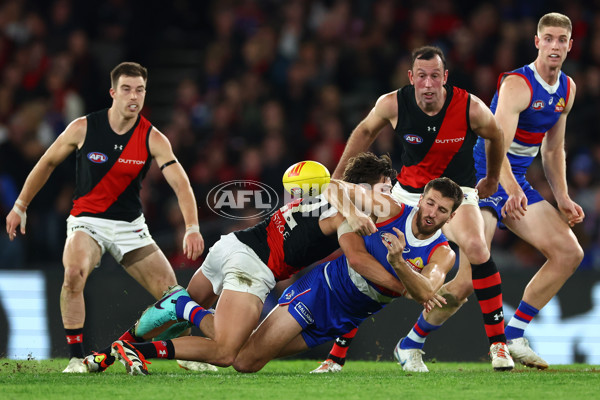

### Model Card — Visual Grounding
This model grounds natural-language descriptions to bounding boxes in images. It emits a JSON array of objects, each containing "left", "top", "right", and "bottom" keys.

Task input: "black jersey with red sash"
[
  {"left": 234, "top": 196, "right": 339, "bottom": 281},
  {"left": 395, "top": 85, "right": 477, "bottom": 192},
  {"left": 71, "top": 109, "right": 153, "bottom": 221}
]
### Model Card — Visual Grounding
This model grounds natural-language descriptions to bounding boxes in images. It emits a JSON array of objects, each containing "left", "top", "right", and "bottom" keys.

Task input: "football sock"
[
  {"left": 472, "top": 257, "right": 506, "bottom": 344},
  {"left": 505, "top": 300, "right": 539, "bottom": 341},
  {"left": 130, "top": 340, "right": 175, "bottom": 360},
  {"left": 400, "top": 312, "right": 441, "bottom": 350},
  {"left": 176, "top": 296, "right": 212, "bottom": 329},
  {"left": 65, "top": 328, "right": 85, "bottom": 358},
  {"left": 327, "top": 328, "right": 358, "bottom": 365}
]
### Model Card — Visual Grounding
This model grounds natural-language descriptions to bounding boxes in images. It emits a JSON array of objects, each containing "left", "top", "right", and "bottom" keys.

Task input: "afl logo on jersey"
[
  {"left": 87, "top": 152, "right": 108, "bottom": 163},
  {"left": 404, "top": 134, "right": 423, "bottom": 144},
  {"left": 532, "top": 100, "right": 545, "bottom": 110}
]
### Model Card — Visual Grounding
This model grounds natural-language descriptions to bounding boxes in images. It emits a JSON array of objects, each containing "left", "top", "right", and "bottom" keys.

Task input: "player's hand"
[
  {"left": 381, "top": 227, "right": 406, "bottom": 265},
  {"left": 346, "top": 210, "right": 377, "bottom": 236},
  {"left": 6, "top": 203, "right": 27, "bottom": 241},
  {"left": 557, "top": 198, "right": 585, "bottom": 227},
  {"left": 475, "top": 176, "right": 499, "bottom": 199},
  {"left": 422, "top": 293, "right": 447, "bottom": 312},
  {"left": 183, "top": 226, "right": 204, "bottom": 260},
  {"left": 501, "top": 188, "right": 528, "bottom": 220}
]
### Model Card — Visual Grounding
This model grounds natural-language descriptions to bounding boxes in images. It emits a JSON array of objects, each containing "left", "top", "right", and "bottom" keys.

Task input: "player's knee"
[
  {"left": 232, "top": 358, "right": 262, "bottom": 373},
  {"left": 210, "top": 348, "right": 239, "bottom": 368},
  {"left": 62, "top": 266, "right": 88, "bottom": 292},
  {"left": 460, "top": 240, "right": 490, "bottom": 265}
]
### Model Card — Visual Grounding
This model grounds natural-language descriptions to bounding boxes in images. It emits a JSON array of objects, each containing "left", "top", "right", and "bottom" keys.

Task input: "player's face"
[
  {"left": 110, "top": 75, "right": 146, "bottom": 119},
  {"left": 408, "top": 56, "right": 448, "bottom": 110},
  {"left": 372, "top": 176, "right": 393, "bottom": 194},
  {"left": 535, "top": 26, "right": 572, "bottom": 68},
  {"left": 415, "top": 188, "right": 454, "bottom": 236}
]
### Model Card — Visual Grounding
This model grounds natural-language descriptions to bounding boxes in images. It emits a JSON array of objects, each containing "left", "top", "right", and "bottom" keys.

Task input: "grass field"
[{"left": 1, "top": 358, "right": 598, "bottom": 400}]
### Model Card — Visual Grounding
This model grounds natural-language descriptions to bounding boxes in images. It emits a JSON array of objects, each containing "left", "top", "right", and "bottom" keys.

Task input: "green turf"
[{"left": 1, "top": 358, "right": 598, "bottom": 400}]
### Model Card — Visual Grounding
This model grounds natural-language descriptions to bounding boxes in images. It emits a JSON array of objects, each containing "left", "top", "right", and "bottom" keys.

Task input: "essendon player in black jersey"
[
  {"left": 318, "top": 46, "right": 515, "bottom": 372},
  {"left": 5, "top": 62, "right": 205, "bottom": 373}
]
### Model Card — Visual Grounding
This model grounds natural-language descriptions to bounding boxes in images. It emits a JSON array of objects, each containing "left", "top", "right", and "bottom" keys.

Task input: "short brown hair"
[
  {"left": 538, "top": 12, "right": 572, "bottom": 36},
  {"left": 423, "top": 177, "right": 463, "bottom": 212},
  {"left": 342, "top": 152, "right": 397, "bottom": 186},
  {"left": 110, "top": 62, "right": 148, "bottom": 88},
  {"left": 411, "top": 46, "right": 447, "bottom": 70}
]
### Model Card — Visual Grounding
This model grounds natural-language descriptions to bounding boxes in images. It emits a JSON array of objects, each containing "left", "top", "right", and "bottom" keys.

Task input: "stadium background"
[{"left": 0, "top": 0, "right": 599, "bottom": 364}]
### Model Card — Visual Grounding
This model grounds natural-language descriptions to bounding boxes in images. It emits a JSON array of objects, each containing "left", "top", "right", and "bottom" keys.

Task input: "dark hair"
[
  {"left": 411, "top": 45, "right": 447, "bottom": 70},
  {"left": 342, "top": 152, "right": 397, "bottom": 186},
  {"left": 423, "top": 177, "right": 463, "bottom": 212},
  {"left": 110, "top": 62, "right": 148, "bottom": 88}
]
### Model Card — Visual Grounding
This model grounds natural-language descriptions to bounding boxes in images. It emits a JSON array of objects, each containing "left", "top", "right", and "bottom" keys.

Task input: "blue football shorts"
[{"left": 477, "top": 175, "right": 544, "bottom": 228}]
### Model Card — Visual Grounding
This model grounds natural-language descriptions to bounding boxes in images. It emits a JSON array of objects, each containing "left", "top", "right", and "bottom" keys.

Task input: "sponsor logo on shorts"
[
  {"left": 87, "top": 152, "right": 108, "bottom": 163},
  {"left": 70, "top": 225, "right": 97, "bottom": 235},
  {"left": 207, "top": 180, "right": 279, "bottom": 220},
  {"left": 294, "top": 302, "right": 314, "bottom": 325},
  {"left": 480, "top": 195, "right": 502, "bottom": 206},
  {"left": 285, "top": 290, "right": 295, "bottom": 300}
]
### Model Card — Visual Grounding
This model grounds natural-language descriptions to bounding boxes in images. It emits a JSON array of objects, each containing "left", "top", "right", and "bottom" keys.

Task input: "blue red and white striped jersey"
[{"left": 474, "top": 63, "right": 570, "bottom": 176}]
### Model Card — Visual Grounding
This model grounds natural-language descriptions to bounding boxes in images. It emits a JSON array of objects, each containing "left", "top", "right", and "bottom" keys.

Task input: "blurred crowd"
[{"left": 1, "top": 0, "right": 600, "bottom": 272}]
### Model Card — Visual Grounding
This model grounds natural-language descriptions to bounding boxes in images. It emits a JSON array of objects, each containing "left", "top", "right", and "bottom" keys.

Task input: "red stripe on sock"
[
  {"left": 413, "top": 324, "right": 428, "bottom": 337},
  {"left": 515, "top": 309, "right": 534, "bottom": 322},
  {"left": 153, "top": 341, "right": 169, "bottom": 359},
  {"left": 342, "top": 328, "right": 358, "bottom": 339},
  {"left": 478, "top": 295, "right": 503, "bottom": 314},
  {"left": 330, "top": 344, "right": 349, "bottom": 358},
  {"left": 472, "top": 272, "right": 501, "bottom": 289},
  {"left": 119, "top": 331, "right": 137, "bottom": 342},
  {"left": 189, "top": 306, "right": 203, "bottom": 323},
  {"left": 484, "top": 322, "right": 505, "bottom": 338}
]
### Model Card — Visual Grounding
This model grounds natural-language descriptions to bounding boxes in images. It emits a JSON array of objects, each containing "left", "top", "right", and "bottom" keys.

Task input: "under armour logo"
[
  {"left": 114, "top": 144, "right": 123, "bottom": 150},
  {"left": 66, "top": 335, "right": 82, "bottom": 343},
  {"left": 427, "top": 126, "right": 436, "bottom": 132},
  {"left": 493, "top": 311, "right": 504, "bottom": 321},
  {"left": 159, "top": 350, "right": 167, "bottom": 356},
  {"left": 336, "top": 338, "right": 347, "bottom": 346}
]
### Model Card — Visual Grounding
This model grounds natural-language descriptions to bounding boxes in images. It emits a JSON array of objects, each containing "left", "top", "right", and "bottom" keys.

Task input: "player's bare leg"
[
  {"left": 233, "top": 304, "right": 307, "bottom": 373},
  {"left": 61, "top": 231, "right": 101, "bottom": 372},
  {"left": 504, "top": 200, "right": 583, "bottom": 369}
]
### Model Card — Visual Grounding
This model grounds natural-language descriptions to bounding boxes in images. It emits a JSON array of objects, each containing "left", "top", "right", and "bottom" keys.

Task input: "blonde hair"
[{"left": 538, "top": 12, "right": 572, "bottom": 36}]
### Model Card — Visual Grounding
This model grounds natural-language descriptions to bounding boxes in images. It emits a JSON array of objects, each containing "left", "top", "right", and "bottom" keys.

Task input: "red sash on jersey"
[
  {"left": 398, "top": 87, "right": 469, "bottom": 189},
  {"left": 71, "top": 117, "right": 151, "bottom": 216}
]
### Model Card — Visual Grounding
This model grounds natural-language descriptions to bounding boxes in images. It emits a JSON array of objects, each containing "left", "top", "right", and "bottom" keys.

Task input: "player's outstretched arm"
[
  {"left": 323, "top": 179, "right": 376, "bottom": 236},
  {"left": 6, "top": 117, "right": 85, "bottom": 241},
  {"left": 149, "top": 128, "right": 204, "bottom": 259}
]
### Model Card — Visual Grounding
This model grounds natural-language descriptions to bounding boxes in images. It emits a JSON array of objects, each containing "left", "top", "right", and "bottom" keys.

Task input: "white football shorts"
[
  {"left": 200, "top": 232, "right": 276, "bottom": 303},
  {"left": 66, "top": 214, "right": 155, "bottom": 266}
]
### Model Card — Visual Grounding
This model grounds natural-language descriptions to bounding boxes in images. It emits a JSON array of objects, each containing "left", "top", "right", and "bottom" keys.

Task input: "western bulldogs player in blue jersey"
[
  {"left": 475, "top": 12, "right": 584, "bottom": 369},
  {"left": 231, "top": 178, "right": 462, "bottom": 373}
]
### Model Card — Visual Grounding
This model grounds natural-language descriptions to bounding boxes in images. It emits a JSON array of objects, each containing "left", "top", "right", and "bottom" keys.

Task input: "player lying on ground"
[{"left": 110, "top": 177, "right": 462, "bottom": 374}]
